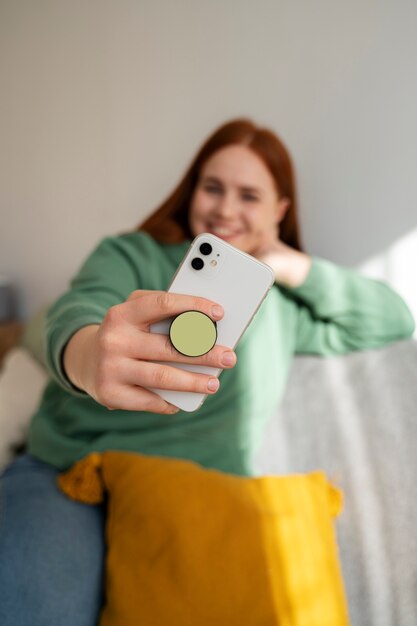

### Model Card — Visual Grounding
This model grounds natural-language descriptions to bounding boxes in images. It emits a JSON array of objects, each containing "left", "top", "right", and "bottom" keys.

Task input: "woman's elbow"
[{"left": 394, "top": 299, "right": 415, "bottom": 339}]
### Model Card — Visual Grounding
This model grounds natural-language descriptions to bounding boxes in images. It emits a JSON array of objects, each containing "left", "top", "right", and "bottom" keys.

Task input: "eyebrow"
[{"left": 201, "top": 176, "right": 263, "bottom": 195}]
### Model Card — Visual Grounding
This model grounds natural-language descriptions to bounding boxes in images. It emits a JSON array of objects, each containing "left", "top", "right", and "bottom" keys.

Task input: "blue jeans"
[{"left": 0, "top": 453, "right": 106, "bottom": 626}]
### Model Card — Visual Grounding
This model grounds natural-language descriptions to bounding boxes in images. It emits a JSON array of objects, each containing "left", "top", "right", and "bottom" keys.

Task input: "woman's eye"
[
  {"left": 204, "top": 185, "right": 222, "bottom": 195},
  {"left": 242, "top": 194, "right": 258, "bottom": 202}
]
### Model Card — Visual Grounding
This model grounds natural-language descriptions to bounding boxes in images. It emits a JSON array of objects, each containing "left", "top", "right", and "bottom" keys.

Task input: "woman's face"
[{"left": 189, "top": 144, "right": 289, "bottom": 255}]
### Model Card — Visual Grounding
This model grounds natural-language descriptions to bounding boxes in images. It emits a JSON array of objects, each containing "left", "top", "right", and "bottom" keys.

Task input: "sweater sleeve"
[
  {"left": 279, "top": 256, "right": 415, "bottom": 356},
  {"left": 44, "top": 236, "right": 141, "bottom": 396}
]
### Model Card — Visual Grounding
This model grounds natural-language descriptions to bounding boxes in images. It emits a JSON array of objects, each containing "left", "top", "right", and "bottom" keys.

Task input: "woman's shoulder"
[
  {"left": 106, "top": 229, "right": 162, "bottom": 254},
  {"left": 89, "top": 231, "right": 191, "bottom": 287},
  {"left": 105, "top": 230, "right": 190, "bottom": 261}
]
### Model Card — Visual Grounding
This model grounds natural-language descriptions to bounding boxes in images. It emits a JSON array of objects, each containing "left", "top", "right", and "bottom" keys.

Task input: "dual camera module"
[{"left": 191, "top": 242, "right": 213, "bottom": 270}]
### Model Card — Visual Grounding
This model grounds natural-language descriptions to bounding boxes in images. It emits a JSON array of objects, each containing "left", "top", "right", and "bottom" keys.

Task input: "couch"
[{"left": 1, "top": 328, "right": 416, "bottom": 626}]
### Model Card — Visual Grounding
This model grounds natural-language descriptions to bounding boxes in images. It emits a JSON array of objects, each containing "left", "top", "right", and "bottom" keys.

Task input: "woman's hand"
[
  {"left": 63, "top": 290, "right": 237, "bottom": 415},
  {"left": 251, "top": 229, "right": 312, "bottom": 288}
]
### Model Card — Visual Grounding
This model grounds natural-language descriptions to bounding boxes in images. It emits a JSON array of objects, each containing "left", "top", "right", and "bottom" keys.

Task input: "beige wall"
[{"left": 1, "top": 0, "right": 416, "bottom": 323}]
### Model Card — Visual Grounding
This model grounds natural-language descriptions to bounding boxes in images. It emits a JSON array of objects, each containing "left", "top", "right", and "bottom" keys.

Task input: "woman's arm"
[
  {"left": 44, "top": 235, "right": 142, "bottom": 396},
  {"left": 62, "top": 324, "right": 100, "bottom": 392},
  {"left": 44, "top": 233, "right": 237, "bottom": 412},
  {"left": 257, "top": 241, "right": 415, "bottom": 355},
  {"left": 255, "top": 240, "right": 313, "bottom": 289}
]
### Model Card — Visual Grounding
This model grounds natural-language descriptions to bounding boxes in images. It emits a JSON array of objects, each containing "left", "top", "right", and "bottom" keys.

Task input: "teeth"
[{"left": 211, "top": 227, "right": 241, "bottom": 236}]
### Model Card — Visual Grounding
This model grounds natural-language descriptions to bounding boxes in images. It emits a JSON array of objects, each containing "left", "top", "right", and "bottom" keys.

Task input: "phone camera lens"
[
  {"left": 191, "top": 257, "right": 204, "bottom": 270},
  {"left": 199, "top": 243, "right": 212, "bottom": 256}
]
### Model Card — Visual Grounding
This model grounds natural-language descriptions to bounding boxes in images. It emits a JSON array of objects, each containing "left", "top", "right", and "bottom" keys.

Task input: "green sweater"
[{"left": 27, "top": 231, "right": 415, "bottom": 475}]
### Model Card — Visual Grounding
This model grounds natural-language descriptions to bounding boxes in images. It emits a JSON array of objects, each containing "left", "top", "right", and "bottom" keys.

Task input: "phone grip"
[{"left": 169, "top": 310, "right": 217, "bottom": 357}]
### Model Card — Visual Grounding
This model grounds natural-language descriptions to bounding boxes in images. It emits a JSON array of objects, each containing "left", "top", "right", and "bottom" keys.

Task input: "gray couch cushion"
[{"left": 255, "top": 339, "right": 417, "bottom": 626}]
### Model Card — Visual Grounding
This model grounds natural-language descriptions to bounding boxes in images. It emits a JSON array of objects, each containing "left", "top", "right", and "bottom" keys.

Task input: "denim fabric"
[{"left": 0, "top": 453, "right": 106, "bottom": 626}]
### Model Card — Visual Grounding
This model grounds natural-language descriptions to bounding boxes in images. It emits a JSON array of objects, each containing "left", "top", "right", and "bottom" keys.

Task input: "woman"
[{"left": 0, "top": 119, "right": 414, "bottom": 626}]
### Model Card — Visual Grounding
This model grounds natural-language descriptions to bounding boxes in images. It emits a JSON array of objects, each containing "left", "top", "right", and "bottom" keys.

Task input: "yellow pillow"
[{"left": 59, "top": 452, "right": 349, "bottom": 626}]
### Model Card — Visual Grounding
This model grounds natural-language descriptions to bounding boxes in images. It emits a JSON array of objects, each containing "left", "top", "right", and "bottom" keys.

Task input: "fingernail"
[
  {"left": 207, "top": 378, "right": 219, "bottom": 392},
  {"left": 221, "top": 351, "right": 235, "bottom": 366},
  {"left": 211, "top": 305, "right": 223, "bottom": 318}
]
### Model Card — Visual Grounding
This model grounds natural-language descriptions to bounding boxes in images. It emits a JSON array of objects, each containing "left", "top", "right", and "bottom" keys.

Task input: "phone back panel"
[{"left": 149, "top": 233, "right": 275, "bottom": 412}]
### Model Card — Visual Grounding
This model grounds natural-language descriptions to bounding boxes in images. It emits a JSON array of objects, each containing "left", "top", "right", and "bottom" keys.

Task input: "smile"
[{"left": 208, "top": 226, "right": 244, "bottom": 238}]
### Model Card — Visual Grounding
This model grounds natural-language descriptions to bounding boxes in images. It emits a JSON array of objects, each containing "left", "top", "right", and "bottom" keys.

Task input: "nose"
[{"left": 214, "top": 192, "right": 238, "bottom": 219}]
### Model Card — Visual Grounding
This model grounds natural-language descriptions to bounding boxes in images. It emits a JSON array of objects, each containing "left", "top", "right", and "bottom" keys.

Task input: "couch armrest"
[{"left": 0, "top": 321, "right": 24, "bottom": 371}]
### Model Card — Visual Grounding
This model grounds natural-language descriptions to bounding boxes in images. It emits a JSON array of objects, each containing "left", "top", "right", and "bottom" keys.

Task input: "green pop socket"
[{"left": 169, "top": 310, "right": 217, "bottom": 357}]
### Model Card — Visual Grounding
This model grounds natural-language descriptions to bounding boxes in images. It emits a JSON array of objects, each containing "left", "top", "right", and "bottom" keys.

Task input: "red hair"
[{"left": 136, "top": 118, "right": 304, "bottom": 251}]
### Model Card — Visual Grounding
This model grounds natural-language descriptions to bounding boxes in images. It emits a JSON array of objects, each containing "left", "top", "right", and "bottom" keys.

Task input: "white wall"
[{"left": 1, "top": 0, "right": 416, "bottom": 328}]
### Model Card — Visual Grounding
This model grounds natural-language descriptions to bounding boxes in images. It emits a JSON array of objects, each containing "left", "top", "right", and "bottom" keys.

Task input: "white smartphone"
[{"left": 148, "top": 233, "right": 275, "bottom": 412}]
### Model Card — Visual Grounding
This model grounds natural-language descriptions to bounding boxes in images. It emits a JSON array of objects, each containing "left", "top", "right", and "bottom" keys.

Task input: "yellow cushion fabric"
[{"left": 59, "top": 452, "right": 350, "bottom": 626}]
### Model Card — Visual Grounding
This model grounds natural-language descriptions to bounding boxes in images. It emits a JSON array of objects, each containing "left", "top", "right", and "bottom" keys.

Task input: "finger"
[
  {"left": 121, "top": 290, "right": 224, "bottom": 328},
  {"left": 130, "top": 331, "right": 237, "bottom": 369},
  {"left": 125, "top": 289, "right": 156, "bottom": 302},
  {"left": 124, "top": 359, "right": 220, "bottom": 395},
  {"left": 105, "top": 384, "right": 180, "bottom": 414}
]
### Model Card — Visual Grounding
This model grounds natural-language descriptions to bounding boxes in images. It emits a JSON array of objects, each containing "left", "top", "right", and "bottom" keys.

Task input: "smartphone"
[{"left": 148, "top": 233, "right": 275, "bottom": 412}]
